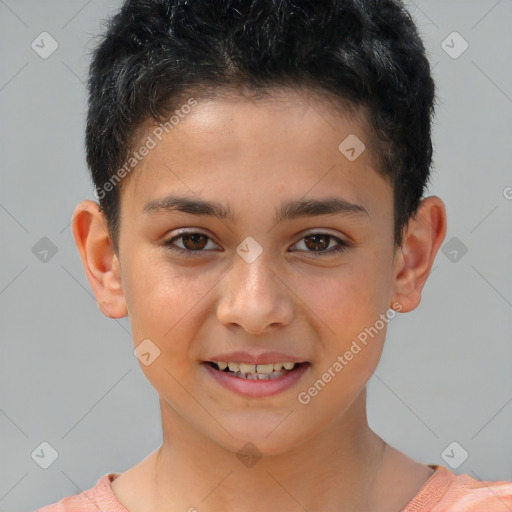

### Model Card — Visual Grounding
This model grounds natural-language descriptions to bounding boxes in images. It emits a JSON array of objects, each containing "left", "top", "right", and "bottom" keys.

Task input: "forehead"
[
  {"left": 120, "top": 88, "right": 386, "bottom": 216},
  {"left": 164, "top": 87, "right": 371, "bottom": 153}
]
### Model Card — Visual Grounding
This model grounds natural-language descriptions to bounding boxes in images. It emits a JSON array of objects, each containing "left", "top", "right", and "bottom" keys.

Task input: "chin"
[{"left": 205, "top": 419, "right": 307, "bottom": 458}]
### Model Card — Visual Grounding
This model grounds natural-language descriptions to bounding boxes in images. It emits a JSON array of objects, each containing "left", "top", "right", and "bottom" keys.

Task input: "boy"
[{"left": 37, "top": 0, "right": 512, "bottom": 511}]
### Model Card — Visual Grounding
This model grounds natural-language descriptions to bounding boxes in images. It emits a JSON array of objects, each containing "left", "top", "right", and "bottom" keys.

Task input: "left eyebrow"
[
  {"left": 142, "top": 194, "right": 369, "bottom": 224},
  {"left": 275, "top": 197, "right": 369, "bottom": 224}
]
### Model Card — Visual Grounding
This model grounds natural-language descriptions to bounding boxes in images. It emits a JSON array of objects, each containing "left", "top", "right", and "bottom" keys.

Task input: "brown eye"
[
  {"left": 304, "top": 234, "right": 330, "bottom": 251},
  {"left": 290, "top": 233, "right": 350, "bottom": 256},
  {"left": 180, "top": 233, "right": 209, "bottom": 250},
  {"left": 163, "top": 231, "right": 219, "bottom": 255}
]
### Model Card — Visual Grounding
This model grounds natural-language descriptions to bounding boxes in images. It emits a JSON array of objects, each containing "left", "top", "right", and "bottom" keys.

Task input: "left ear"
[{"left": 391, "top": 196, "right": 447, "bottom": 312}]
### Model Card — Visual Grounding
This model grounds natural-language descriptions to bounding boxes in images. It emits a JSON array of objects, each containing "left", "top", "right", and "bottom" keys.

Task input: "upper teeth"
[{"left": 216, "top": 362, "right": 296, "bottom": 373}]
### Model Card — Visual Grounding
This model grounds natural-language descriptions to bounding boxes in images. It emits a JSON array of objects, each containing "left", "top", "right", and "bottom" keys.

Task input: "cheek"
[
  {"left": 293, "top": 258, "right": 394, "bottom": 401},
  {"left": 124, "top": 259, "right": 212, "bottom": 392},
  {"left": 124, "top": 253, "right": 225, "bottom": 364},
  {"left": 295, "top": 258, "right": 391, "bottom": 335},
  {"left": 295, "top": 266, "right": 390, "bottom": 412}
]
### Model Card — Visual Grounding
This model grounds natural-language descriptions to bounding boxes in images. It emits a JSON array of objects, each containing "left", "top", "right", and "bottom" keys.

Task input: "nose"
[{"left": 216, "top": 251, "right": 294, "bottom": 334}]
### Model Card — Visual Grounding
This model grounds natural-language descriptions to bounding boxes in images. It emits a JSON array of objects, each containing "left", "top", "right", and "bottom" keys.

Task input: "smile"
[
  {"left": 209, "top": 361, "right": 298, "bottom": 380},
  {"left": 202, "top": 361, "right": 311, "bottom": 397}
]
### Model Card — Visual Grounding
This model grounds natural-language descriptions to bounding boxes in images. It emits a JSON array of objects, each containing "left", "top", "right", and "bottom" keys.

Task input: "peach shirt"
[{"left": 36, "top": 464, "right": 512, "bottom": 512}]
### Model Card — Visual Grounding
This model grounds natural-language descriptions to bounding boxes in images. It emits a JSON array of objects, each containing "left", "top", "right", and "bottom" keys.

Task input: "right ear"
[{"left": 71, "top": 200, "right": 128, "bottom": 319}]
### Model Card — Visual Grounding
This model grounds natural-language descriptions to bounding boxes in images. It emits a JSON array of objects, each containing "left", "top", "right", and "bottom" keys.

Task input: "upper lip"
[{"left": 204, "top": 351, "right": 310, "bottom": 365}]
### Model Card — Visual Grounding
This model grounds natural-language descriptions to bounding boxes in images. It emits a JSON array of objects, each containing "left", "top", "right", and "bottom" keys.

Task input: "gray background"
[{"left": 1, "top": 0, "right": 511, "bottom": 510}]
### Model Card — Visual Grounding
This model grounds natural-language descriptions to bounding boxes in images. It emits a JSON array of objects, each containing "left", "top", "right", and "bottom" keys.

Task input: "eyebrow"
[{"left": 142, "top": 194, "right": 369, "bottom": 224}]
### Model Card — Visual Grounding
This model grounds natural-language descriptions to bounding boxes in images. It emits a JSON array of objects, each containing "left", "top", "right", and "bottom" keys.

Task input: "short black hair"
[{"left": 86, "top": 0, "right": 437, "bottom": 253}]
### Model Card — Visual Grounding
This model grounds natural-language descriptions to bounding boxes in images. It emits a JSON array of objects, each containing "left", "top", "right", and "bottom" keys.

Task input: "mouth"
[
  {"left": 204, "top": 360, "right": 309, "bottom": 380},
  {"left": 201, "top": 359, "right": 311, "bottom": 397}
]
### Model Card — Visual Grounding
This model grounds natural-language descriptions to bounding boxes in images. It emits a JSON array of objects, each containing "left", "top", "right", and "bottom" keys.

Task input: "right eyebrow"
[{"left": 142, "top": 195, "right": 236, "bottom": 222}]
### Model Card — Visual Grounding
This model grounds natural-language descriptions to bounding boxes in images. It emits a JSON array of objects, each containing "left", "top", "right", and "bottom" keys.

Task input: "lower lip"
[{"left": 202, "top": 362, "right": 310, "bottom": 398}]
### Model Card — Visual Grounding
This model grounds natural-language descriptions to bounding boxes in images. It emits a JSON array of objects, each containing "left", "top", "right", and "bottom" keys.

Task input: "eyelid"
[
  {"left": 163, "top": 229, "right": 221, "bottom": 254},
  {"left": 296, "top": 228, "right": 349, "bottom": 242},
  {"left": 289, "top": 231, "right": 351, "bottom": 254}
]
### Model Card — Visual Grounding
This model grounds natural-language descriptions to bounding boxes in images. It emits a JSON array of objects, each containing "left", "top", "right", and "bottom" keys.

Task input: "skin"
[{"left": 72, "top": 88, "right": 447, "bottom": 512}]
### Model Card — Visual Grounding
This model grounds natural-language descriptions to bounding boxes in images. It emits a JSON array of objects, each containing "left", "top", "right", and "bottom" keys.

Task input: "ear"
[
  {"left": 391, "top": 196, "right": 447, "bottom": 312},
  {"left": 71, "top": 200, "right": 128, "bottom": 319}
]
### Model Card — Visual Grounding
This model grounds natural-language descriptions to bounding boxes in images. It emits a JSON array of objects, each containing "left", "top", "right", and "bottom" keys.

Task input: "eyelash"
[{"left": 162, "top": 231, "right": 351, "bottom": 257}]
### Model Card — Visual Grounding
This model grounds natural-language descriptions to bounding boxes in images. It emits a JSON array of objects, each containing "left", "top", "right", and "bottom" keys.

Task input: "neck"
[{"left": 148, "top": 389, "right": 388, "bottom": 512}]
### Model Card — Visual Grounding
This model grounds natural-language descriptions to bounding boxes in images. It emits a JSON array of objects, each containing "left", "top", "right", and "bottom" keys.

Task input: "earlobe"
[
  {"left": 71, "top": 200, "right": 128, "bottom": 319},
  {"left": 391, "top": 196, "right": 447, "bottom": 312}
]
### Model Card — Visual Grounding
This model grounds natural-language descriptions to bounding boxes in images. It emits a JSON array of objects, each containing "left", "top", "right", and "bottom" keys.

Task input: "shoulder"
[
  {"left": 35, "top": 473, "right": 126, "bottom": 512},
  {"left": 407, "top": 465, "right": 512, "bottom": 512},
  {"left": 436, "top": 468, "right": 512, "bottom": 512}
]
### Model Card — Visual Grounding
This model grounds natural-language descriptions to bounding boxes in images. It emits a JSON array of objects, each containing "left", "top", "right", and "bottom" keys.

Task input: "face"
[{"left": 115, "top": 89, "right": 402, "bottom": 455}]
